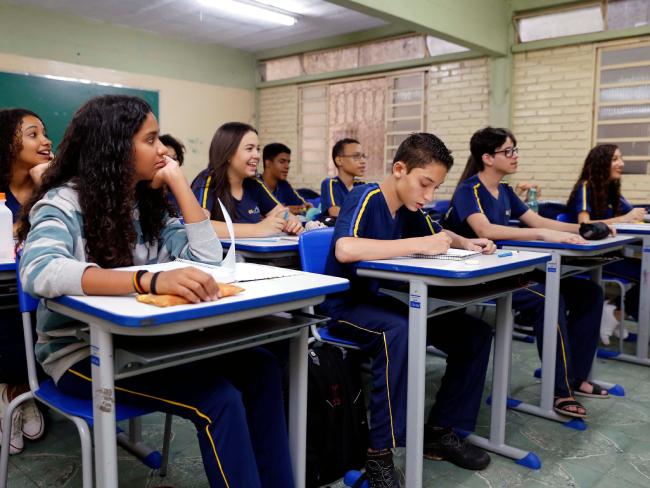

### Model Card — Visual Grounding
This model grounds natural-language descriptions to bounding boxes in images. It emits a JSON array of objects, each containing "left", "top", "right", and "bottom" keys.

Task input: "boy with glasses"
[
  {"left": 444, "top": 126, "right": 611, "bottom": 419},
  {"left": 320, "top": 138, "right": 366, "bottom": 217}
]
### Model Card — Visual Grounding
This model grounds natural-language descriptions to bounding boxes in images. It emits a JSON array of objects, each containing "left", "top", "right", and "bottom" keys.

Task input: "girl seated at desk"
[
  {"left": 18, "top": 96, "right": 294, "bottom": 488},
  {"left": 0, "top": 108, "right": 51, "bottom": 455},
  {"left": 566, "top": 144, "right": 645, "bottom": 344},
  {"left": 191, "top": 122, "right": 303, "bottom": 238}
]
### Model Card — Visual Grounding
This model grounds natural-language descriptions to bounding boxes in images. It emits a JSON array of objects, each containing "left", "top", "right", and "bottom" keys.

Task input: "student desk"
[
  {"left": 611, "top": 223, "right": 650, "bottom": 367},
  {"left": 499, "top": 236, "right": 636, "bottom": 426},
  {"left": 45, "top": 264, "right": 348, "bottom": 488},
  {"left": 356, "top": 251, "right": 551, "bottom": 488},
  {"left": 221, "top": 237, "right": 299, "bottom": 265}
]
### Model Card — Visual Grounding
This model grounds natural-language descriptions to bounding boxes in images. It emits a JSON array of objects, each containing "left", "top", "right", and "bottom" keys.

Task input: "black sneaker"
[
  {"left": 423, "top": 425, "right": 491, "bottom": 470},
  {"left": 365, "top": 449, "right": 400, "bottom": 488}
]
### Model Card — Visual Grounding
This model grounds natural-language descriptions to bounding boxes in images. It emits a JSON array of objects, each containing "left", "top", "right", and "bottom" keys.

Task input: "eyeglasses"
[
  {"left": 493, "top": 147, "right": 518, "bottom": 158},
  {"left": 340, "top": 153, "right": 367, "bottom": 161}
]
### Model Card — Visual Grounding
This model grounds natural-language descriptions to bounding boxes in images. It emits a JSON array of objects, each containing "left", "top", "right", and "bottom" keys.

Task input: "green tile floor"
[{"left": 5, "top": 317, "right": 650, "bottom": 487}]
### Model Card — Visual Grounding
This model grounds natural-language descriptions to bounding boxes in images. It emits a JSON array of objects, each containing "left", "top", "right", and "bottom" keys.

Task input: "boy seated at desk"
[
  {"left": 319, "top": 138, "right": 366, "bottom": 217},
  {"left": 444, "top": 126, "right": 611, "bottom": 420},
  {"left": 260, "top": 142, "right": 311, "bottom": 215},
  {"left": 320, "top": 132, "right": 497, "bottom": 486}
]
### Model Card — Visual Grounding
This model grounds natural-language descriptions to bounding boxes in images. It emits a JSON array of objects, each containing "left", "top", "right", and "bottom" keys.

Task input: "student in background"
[
  {"left": 192, "top": 123, "right": 302, "bottom": 238},
  {"left": 261, "top": 143, "right": 311, "bottom": 215},
  {"left": 322, "top": 133, "right": 496, "bottom": 486},
  {"left": 445, "top": 126, "right": 610, "bottom": 419},
  {"left": 566, "top": 144, "right": 645, "bottom": 343},
  {"left": 18, "top": 96, "right": 294, "bottom": 488},
  {"left": 159, "top": 133, "right": 186, "bottom": 214},
  {"left": 0, "top": 108, "right": 50, "bottom": 455},
  {"left": 320, "top": 138, "right": 366, "bottom": 217}
]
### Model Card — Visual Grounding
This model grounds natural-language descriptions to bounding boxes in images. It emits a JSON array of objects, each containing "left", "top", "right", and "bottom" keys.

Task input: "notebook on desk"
[{"left": 407, "top": 248, "right": 481, "bottom": 261}]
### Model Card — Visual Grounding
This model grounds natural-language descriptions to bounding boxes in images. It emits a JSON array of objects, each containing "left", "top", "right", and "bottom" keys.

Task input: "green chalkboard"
[{"left": 0, "top": 71, "right": 159, "bottom": 149}]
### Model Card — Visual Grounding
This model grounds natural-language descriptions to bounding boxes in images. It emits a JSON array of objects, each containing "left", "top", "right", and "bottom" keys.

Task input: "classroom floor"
[{"left": 5, "top": 315, "right": 650, "bottom": 487}]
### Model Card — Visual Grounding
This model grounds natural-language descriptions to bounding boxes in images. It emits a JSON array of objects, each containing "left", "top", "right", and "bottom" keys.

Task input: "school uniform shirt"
[
  {"left": 19, "top": 184, "right": 223, "bottom": 382},
  {"left": 319, "top": 176, "right": 365, "bottom": 213},
  {"left": 262, "top": 177, "right": 306, "bottom": 207},
  {"left": 323, "top": 183, "right": 441, "bottom": 308},
  {"left": 191, "top": 169, "right": 280, "bottom": 223},
  {"left": 567, "top": 180, "right": 634, "bottom": 222},
  {"left": 444, "top": 174, "right": 529, "bottom": 238}
]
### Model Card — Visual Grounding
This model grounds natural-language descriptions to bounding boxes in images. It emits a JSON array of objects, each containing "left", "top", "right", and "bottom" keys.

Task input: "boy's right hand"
[
  {"left": 153, "top": 267, "right": 220, "bottom": 303},
  {"left": 542, "top": 229, "right": 587, "bottom": 245},
  {"left": 623, "top": 207, "right": 646, "bottom": 223},
  {"left": 417, "top": 232, "right": 452, "bottom": 255}
]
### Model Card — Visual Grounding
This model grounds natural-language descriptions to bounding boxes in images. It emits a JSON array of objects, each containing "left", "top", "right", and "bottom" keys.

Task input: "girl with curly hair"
[
  {"left": 567, "top": 145, "right": 646, "bottom": 344},
  {"left": 191, "top": 122, "right": 303, "bottom": 238},
  {"left": 0, "top": 108, "right": 50, "bottom": 455},
  {"left": 18, "top": 95, "right": 294, "bottom": 488}
]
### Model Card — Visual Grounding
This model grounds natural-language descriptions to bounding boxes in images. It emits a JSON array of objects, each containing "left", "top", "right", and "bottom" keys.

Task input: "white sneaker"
[
  {"left": 0, "top": 384, "right": 24, "bottom": 455},
  {"left": 600, "top": 302, "right": 618, "bottom": 346},
  {"left": 21, "top": 399, "right": 44, "bottom": 440}
]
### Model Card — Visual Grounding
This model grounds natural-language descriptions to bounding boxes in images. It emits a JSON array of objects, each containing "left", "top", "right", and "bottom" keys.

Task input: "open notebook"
[{"left": 407, "top": 248, "right": 481, "bottom": 261}]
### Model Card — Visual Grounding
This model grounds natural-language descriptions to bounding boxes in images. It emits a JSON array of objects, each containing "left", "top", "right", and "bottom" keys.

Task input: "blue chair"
[
  {"left": 0, "top": 259, "right": 172, "bottom": 487},
  {"left": 298, "top": 228, "right": 361, "bottom": 349}
]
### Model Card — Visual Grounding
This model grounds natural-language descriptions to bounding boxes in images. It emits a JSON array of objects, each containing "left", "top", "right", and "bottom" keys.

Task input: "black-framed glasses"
[
  {"left": 341, "top": 153, "right": 367, "bottom": 161},
  {"left": 493, "top": 147, "right": 518, "bottom": 158}
]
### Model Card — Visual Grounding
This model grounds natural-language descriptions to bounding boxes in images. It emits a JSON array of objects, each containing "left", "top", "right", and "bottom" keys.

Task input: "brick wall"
[{"left": 427, "top": 57, "right": 490, "bottom": 200}]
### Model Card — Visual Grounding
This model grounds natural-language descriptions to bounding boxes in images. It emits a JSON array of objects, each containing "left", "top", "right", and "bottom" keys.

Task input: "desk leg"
[
  {"left": 464, "top": 293, "right": 540, "bottom": 468},
  {"left": 289, "top": 326, "right": 308, "bottom": 488},
  {"left": 510, "top": 252, "right": 567, "bottom": 423},
  {"left": 90, "top": 325, "right": 118, "bottom": 488},
  {"left": 405, "top": 280, "right": 427, "bottom": 488}
]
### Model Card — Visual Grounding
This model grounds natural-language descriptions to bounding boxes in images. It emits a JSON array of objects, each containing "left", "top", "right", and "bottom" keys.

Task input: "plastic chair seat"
[
  {"left": 35, "top": 379, "right": 156, "bottom": 427},
  {"left": 316, "top": 324, "right": 362, "bottom": 349}
]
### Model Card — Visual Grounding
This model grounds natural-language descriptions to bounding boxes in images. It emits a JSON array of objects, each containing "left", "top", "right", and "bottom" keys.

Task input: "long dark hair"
[
  {"left": 206, "top": 122, "right": 257, "bottom": 221},
  {"left": 456, "top": 127, "right": 517, "bottom": 188},
  {"left": 0, "top": 108, "right": 43, "bottom": 191},
  {"left": 567, "top": 144, "right": 620, "bottom": 217},
  {"left": 18, "top": 95, "right": 169, "bottom": 268}
]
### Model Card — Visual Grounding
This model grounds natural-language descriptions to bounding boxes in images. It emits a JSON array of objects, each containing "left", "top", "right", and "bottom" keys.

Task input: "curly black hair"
[
  {"left": 567, "top": 144, "right": 621, "bottom": 218},
  {"left": 0, "top": 108, "right": 43, "bottom": 191},
  {"left": 18, "top": 95, "right": 169, "bottom": 268}
]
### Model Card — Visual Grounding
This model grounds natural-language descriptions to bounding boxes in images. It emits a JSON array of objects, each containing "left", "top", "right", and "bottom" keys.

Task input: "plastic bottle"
[
  {"left": 343, "top": 470, "right": 368, "bottom": 488},
  {"left": 526, "top": 187, "right": 539, "bottom": 213},
  {"left": 0, "top": 193, "right": 14, "bottom": 260}
]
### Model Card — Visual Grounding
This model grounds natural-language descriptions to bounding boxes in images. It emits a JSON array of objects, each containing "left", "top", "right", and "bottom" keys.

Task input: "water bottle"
[
  {"left": 343, "top": 470, "right": 368, "bottom": 488},
  {"left": 0, "top": 193, "right": 14, "bottom": 260},
  {"left": 526, "top": 187, "right": 539, "bottom": 213}
]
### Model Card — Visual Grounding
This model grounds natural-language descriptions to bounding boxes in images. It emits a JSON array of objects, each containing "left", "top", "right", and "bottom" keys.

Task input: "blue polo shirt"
[
  {"left": 444, "top": 174, "right": 529, "bottom": 238},
  {"left": 323, "top": 183, "right": 442, "bottom": 308},
  {"left": 261, "top": 178, "right": 306, "bottom": 207},
  {"left": 319, "top": 176, "right": 364, "bottom": 214},
  {"left": 567, "top": 180, "right": 634, "bottom": 222},
  {"left": 0, "top": 188, "right": 21, "bottom": 223},
  {"left": 191, "top": 169, "right": 280, "bottom": 223}
]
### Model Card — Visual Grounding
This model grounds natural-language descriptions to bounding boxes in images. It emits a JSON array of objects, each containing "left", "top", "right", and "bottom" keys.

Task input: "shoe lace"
[
  {"left": 366, "top": 459, "right": 399, "bottom": 488},
  {"left": 441, "top": 431, "right": 464, "bottom": 450}
]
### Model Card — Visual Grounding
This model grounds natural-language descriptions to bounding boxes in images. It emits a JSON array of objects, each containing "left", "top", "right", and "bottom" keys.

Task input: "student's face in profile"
[
  {"left": 16, "top": 115, "right": 52, "bottom": 168},
  {"left": 394, "top": 161, "right": 447, "bottom": 212},
  {"left": 485, "top": 137, "right": 518, "bottom": 175},
  {"left": 609, "top": 148, "right": 624, "bottom": 181},
  {"left": 132, "top": 112, "right": 167, "bottom": 182},
  {"left": 165, "top": 145, "right": 178, "bottom": 162},
  {"left": 230, "top": 131, "right": 260, "bottom": 179},
  {"left": 265, "top": 152, "right": 291, "bottom": 180},
  {"left": 335, "top": 143, "right": 366, "bottom": 177}
]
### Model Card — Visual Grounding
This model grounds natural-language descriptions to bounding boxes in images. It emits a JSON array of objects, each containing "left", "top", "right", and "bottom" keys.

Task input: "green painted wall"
[{"left": 0, "top": 3, "right": 256, "bottom": 89}]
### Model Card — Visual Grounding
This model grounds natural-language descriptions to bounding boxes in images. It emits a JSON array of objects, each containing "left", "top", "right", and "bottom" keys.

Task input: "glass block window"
[
  {"left": 595, "top": 41, "right": 650, "bottom": 174},
  {"left": 516, "top": 4, "right": 603, "bottom": 43}
]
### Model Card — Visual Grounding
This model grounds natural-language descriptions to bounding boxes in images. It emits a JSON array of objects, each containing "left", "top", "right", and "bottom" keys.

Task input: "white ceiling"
[{"left": 13, "top": 0, "right": 389, "bottom": 52}]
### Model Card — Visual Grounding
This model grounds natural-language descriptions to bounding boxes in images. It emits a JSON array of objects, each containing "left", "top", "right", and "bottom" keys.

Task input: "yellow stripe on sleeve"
[
  {"left": 581, "top": 182, "right": 587, "bottom": 212},
  {"left": 202, "top": 175, "right": 212, "bottom": 209},
  {"left": 352, "top": 188, "right": 380, "bottom": 237},
  {"left": 329, "top": 178, "right": 336, "bottom": 207},
  {"left": 254, "top": 178, "right": 280, "bottom": 205},
  {"left": 473, "top": 183, "right": 485, "bottom": 214}
]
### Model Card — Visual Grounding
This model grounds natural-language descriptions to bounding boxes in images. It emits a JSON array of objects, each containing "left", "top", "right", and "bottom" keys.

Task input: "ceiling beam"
[{"left": 326, "top": 0, "right": 509, "bottom": 56}]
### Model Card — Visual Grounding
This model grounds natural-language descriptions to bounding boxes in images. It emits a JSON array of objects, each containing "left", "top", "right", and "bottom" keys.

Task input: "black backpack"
[{"left": 306, "top": 343, "right": 368, "bottom": 487}]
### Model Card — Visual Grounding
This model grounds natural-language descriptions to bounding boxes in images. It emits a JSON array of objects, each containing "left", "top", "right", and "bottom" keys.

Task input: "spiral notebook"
[{"left": 407, "top": 248, "right": 481, "bottom": 261}]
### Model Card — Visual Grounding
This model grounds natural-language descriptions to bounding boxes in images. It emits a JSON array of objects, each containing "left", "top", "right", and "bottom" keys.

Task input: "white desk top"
[
  {"left": 498, "top": 235, "right": 636, "bottom": 253},
  {"left": 614, "top": 223, "right": 650, "bottom": 235}
]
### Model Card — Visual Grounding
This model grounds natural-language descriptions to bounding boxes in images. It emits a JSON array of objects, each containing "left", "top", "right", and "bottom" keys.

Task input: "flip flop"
[
  {"left": 554, "top": 398, "right": 587, "bottom": 418},
  {"left": 574, "top": 381, "right": 610, "bottom": 399}
]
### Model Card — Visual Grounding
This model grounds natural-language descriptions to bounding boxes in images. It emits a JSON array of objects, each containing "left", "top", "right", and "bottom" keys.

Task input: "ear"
[
  {"left": 482, "top": 153, "right": 493, "bottom": 167},
  {"left": 393, "top": 160, "right": 407, "bottom": 178}
]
